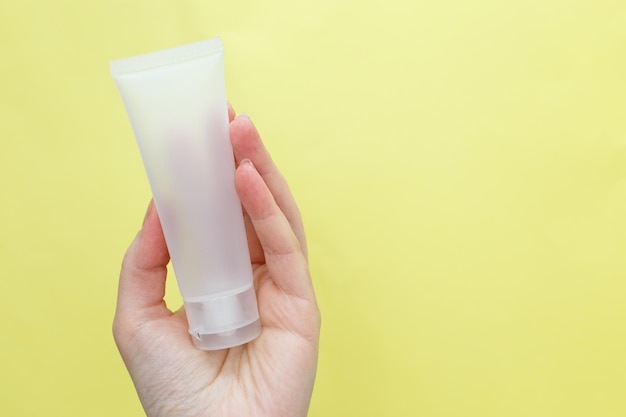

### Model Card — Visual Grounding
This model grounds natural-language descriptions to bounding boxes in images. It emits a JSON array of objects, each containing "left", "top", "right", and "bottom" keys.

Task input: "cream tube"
[{"left": 110, "top": 38, "right": 261, "bottom": 350}]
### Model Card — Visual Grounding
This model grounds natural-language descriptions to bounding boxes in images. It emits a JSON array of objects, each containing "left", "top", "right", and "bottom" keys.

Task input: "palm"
[{"left": 121, "top": 255, "right": 317, "bottom": 417}]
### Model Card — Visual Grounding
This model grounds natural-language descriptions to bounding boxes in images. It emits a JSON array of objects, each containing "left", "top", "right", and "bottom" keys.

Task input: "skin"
[{"left": 113, "top": 106, "right": 321, "bottom": 417}]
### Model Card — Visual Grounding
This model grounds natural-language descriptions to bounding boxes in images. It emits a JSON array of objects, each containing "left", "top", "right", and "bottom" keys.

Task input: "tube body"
[{"left": 110, "top": 38, "right": 261, "bottom": 350}]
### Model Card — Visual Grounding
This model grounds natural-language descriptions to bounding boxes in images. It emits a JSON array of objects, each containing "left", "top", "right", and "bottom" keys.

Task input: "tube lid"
[{"left": 184, "top": 285, "right": 261, "bottom": 350}]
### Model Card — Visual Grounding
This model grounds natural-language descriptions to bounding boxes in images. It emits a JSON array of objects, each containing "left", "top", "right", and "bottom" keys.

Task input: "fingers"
[
  {"left": 235, "top": 159, "right": 314, "bottom": 302},
  {"left": 116, "top": 201, "right": 171, "bottom": 321},
  {"left": 229, "top": 115, "right": 308, "bottom": 259}
]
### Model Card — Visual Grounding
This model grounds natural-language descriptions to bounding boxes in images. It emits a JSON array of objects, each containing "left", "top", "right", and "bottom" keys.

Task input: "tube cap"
[{"left": 184, "top": 285, "right": 261, "bottom": 350}]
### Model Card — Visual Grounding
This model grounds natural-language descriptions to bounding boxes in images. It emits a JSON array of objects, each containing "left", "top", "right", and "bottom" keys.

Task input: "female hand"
[{"left": 113, "top": 107, "right": 320, "bottom": 417}]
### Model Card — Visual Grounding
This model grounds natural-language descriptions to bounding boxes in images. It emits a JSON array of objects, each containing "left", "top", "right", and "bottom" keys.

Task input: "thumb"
[{"left": 116, "top": 200, "right": 171, "bottom": 324}]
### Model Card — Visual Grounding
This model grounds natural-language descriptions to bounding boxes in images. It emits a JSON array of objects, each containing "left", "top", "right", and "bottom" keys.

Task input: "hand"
[{"left": 113, "top": 106, "right": 320, "bottom": 417}]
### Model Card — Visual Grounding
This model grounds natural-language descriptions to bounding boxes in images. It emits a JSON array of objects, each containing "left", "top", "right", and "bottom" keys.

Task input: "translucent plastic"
[{"left": 110, "top": 38, "right": 261, "bottom": 350}]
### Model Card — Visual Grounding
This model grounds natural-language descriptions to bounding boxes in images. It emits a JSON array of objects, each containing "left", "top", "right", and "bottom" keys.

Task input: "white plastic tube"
[{"left": 110, "top": 38, "right": 261, "bottom": 350}]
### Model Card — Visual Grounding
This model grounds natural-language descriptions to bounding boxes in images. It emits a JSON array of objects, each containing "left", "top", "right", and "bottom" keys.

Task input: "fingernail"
[
  {"left": 239, "top": 158, "right": 255, "bottom": 168},
  {"left": 143, "top": 200, "right": 154, "bottom": 226},
  {"left": 236, "top": 112, "right": 250, "bottom": 120}
]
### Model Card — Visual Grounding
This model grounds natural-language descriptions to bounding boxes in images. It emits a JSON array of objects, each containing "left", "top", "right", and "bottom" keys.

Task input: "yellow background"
[{"left": 1, "top": 1, "right": 625, "bottom": 416}]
